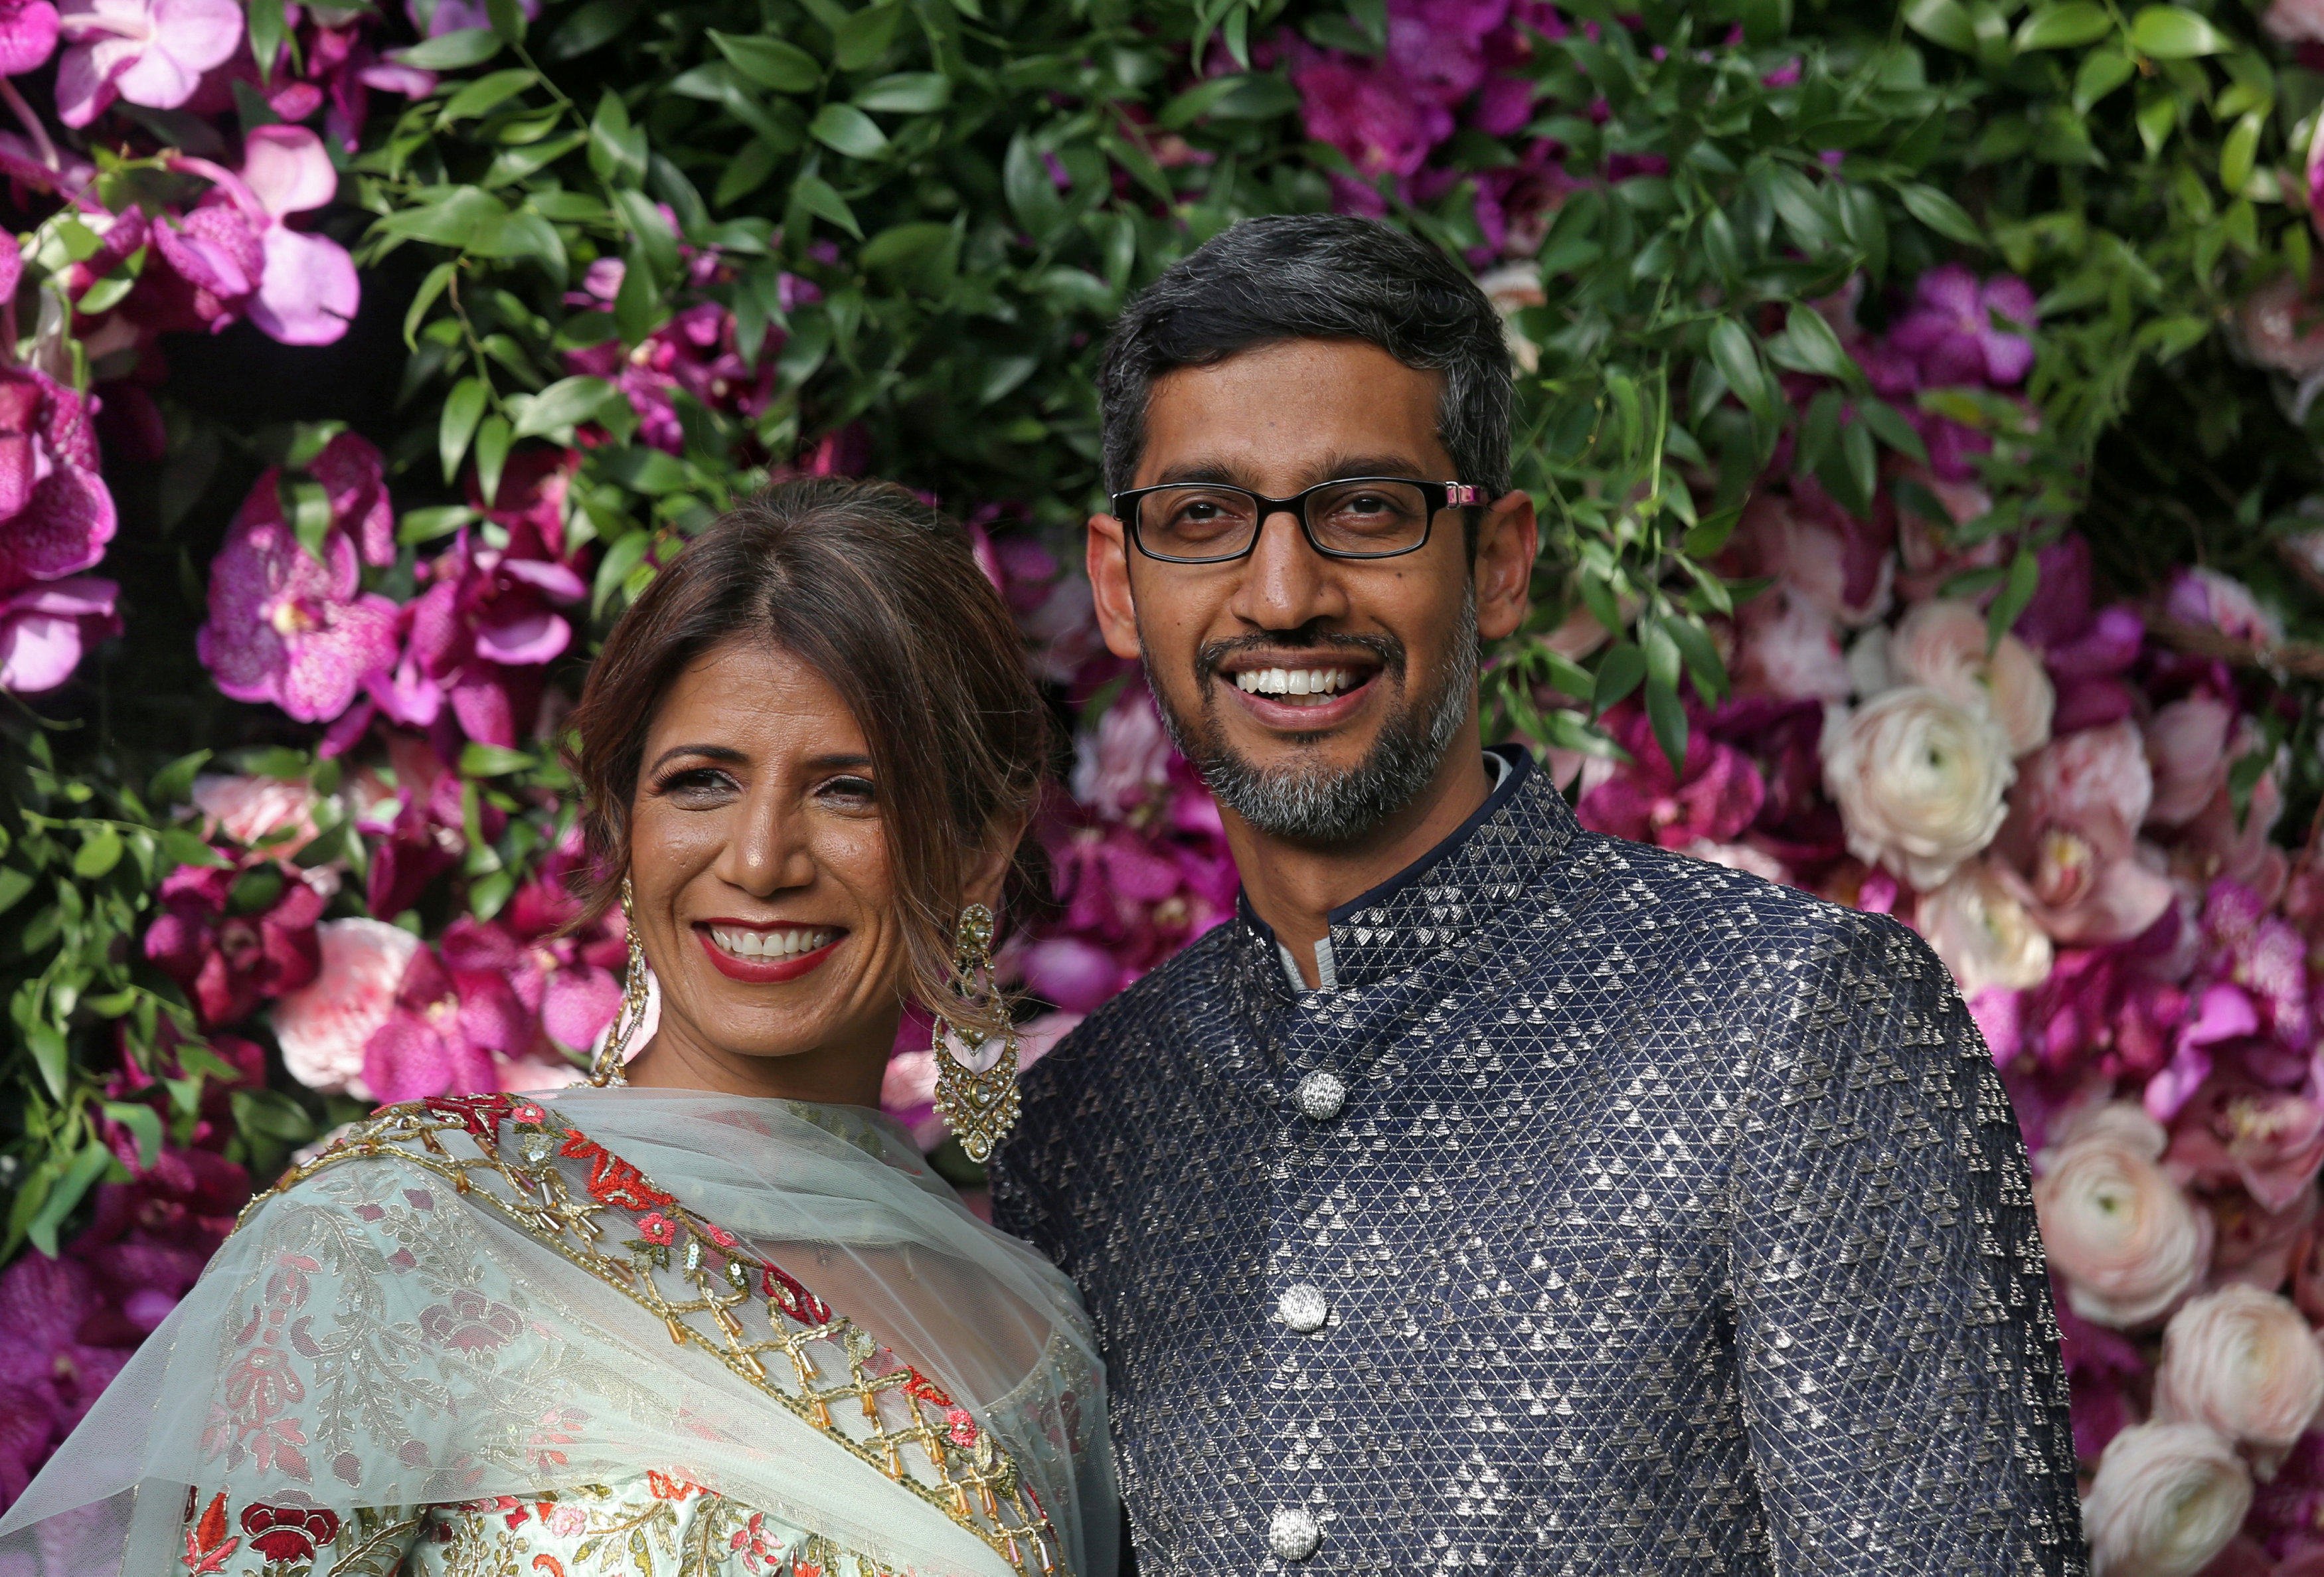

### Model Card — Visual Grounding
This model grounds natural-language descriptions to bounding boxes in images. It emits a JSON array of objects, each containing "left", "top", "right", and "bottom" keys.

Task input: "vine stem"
[{"left": 0, "top": 78, "right": 56, "bottom": 174}]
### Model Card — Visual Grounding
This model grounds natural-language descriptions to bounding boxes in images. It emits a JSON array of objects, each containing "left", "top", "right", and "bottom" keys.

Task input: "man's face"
[{"left": 1086, "top": 339, "right": 1536, "bottom": 845}]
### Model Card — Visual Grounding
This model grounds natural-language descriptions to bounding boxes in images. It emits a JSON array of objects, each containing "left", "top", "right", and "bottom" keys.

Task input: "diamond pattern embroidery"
[{"left": 993, "top": 752, "right": 2085, "bottom": 1576}]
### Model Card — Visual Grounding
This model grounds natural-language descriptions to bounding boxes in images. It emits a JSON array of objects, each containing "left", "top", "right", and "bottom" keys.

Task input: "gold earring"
[
  {"left": 932, "top": 904, "right": 1019, "bottom": 1164},
  {"left": 592, "top": 878, "right": 649, "bottom": 1087}
]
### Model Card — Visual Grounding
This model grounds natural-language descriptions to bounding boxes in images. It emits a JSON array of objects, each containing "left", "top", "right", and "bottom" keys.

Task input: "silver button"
[
  {"left": 1278, "top": 1284, "right": 1329, "bottom": 1333},
  {"left": 1293, "top": 1070, "right": 1347, "bottom": 1121},
  {"left": 1268, "top": 1507, "right": 1321, "bottom": 1561}
]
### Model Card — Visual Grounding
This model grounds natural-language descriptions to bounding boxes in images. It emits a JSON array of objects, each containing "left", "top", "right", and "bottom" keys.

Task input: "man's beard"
[{"left": 1145, "top": 592, "right": 1479, "bottom": 847}]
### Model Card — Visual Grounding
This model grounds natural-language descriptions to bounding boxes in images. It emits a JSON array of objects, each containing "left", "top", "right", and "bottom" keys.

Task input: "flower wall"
[{"left": 5, "top": 0, "right": 2324, "bottom": 1566}]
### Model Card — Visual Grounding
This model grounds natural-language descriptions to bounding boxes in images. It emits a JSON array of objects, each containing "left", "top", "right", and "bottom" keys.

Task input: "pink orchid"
[
  {"left": 2146, "top": 694, "right": 2236, "bottom": 829},
  {"left": 2169, "top": 1078, "right": 2324, "bottom": 1216},
  {"left": 1885, "top": 264, "right": 2038, "bottom": 387},
  {"left": 2166, "top": 567, "right": 2283, "bottom": 647},
  {"left": 357, "top": 739, "right": 494, "bottom": 918},
  {"left": 1719, "top": 481, "right": 1894, "bottom": 629},
  {"left": 1731, "top": 583, "right": 1849, "bottom": 703},
  {"left": 361, "top": 933, "right": 525, "bottom": 1102},
  {"left": 481, "top": 879, "right": 623, "bottom": 1056},
  {"left": 562, "top": 267, "right": 781, "bottom": 453},
  {"left": 0, "top": 371, "right": 115, "bottom": 596},
  {"left": 2175, "top": 758, "right": 2290, "bottom": 907},
  {"left": 373, "top": 517, "right": 584, "bottom": 748},
  {"left": 54, "top": 0, "right": 240, "bottom": 126},
  {"left": 1577, "top": 705, "right": 1765, "bottom": 851},
  {"left": 2201, "top": 880, "right": 2312, "bottom": 1050},
  {"left": 162, "top": 126, "right": 357, "bottom": 345},
  {"left": 1022, "top": 936, "right": 1129, "bottom": 1015},
  {"left": 2206, "top": 1183, "right": 2318, "bottom": 1294},
  {"left": 195, "top": 475, "right": 398, "bottom": 723},
  {"left": 0, "top": 574, "right": 117, "bottom": 691},
  {"left": 0, "top": 0, "right": 58, "bottom": 74},
  {"left": 143, "top": 862, "right": 325, "bottom": 1028},
  {"left": 1991, "top": 722, "right": 2176, "bottom": 946},
  {"left": 1292, "top": 48, "right": 1451, "bottom": 181}
]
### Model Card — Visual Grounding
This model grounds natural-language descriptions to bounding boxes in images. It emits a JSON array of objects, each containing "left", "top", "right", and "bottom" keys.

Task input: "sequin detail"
[{"left": 995, "top": 749, "right": 2085, "bottom": 1574}]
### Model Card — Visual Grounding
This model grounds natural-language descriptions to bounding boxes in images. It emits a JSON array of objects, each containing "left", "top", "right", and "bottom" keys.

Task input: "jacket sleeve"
[{"left": 1728, "top": 911, "right": 2086, "bottom": 1575}]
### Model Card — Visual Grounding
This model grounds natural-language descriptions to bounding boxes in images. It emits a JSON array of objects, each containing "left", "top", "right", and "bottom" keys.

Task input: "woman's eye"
[
  {"left": 819, "top": 774, "right": 878, "bottom": 805},
  {"left": 657, "top": 767, "right": 736, "bottom": 800}
]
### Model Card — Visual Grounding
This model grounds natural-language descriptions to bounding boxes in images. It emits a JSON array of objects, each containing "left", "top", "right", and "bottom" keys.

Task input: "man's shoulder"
[
  {"left": 1019, "top": 916, "right": 1244, "bottom": 1103},
  {"left": 1556, "top": 827, "right": 1890, "bottom": 960}
]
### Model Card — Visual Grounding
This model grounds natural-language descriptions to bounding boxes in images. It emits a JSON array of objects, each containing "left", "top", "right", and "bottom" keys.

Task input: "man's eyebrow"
[
  {"left": 644, "top": 743, "right": 748, "bottom": 776},
  {"left": 1145, "top": 455, "right": 1438, "bottom": 491}
]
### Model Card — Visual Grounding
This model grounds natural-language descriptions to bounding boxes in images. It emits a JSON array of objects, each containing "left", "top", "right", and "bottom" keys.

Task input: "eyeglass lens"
[{"left": 1132, "top": 480, "right": 1432, "bottom": 562}]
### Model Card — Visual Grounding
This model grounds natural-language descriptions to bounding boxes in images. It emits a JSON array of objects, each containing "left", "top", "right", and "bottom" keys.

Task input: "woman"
[{"left": 0, "top": 479, "right": 1114, "bottom": 1577}]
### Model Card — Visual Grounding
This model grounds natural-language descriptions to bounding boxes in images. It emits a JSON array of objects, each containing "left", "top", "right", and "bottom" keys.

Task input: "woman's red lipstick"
[{"left": 695, "top": 923, "right": 844, "bottom": 983}]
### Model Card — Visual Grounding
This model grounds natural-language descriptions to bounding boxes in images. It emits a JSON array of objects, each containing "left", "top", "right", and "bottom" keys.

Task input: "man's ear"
[
  {"left": 1473, "top": 489, "right": 1538, "bottom": 643},
  {"left": 1086, "top": 513, "right": 1147, "bottom": 662}
]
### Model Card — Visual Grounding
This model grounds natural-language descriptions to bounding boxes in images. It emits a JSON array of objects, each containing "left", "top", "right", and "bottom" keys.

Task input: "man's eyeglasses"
[{"left": 1110, "top": 477, "right": 1480, "bottom": 565}]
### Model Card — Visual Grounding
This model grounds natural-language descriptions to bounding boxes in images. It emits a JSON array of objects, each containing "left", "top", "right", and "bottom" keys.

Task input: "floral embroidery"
[
  {"left": 556, "top": 1131, "right": 675, "bottom": 1211},
  {"left": 634, "top": 1212, "right": 677, "bottom": 1247},
  {"left": 420, "top": 1093, "right": 519, "bottom": 1145},
  {"left": 418, "top": 1289, "right": 523, "bottom": 1353},
  {"left": 184, "top": 1491, "right": 241, "bottom": 1574},
  {"left": 238, "top": 1501, "right": 342, "bottom": 1564},
  {"left": 758, "top": 1263, "right": 830, "bottom": 1327}
]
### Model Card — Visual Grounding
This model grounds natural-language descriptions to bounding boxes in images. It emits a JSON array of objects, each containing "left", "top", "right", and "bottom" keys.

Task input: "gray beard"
[{"left": 1146, "top": 592, "right": 1479, "bottom": 847}]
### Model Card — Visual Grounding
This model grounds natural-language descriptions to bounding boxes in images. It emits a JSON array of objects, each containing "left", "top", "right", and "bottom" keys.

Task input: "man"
[{"left": 990, "top": 214, "right": 2084, "bottom": 1575}]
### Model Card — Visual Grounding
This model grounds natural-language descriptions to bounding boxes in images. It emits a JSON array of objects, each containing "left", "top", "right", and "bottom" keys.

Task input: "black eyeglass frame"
[{"left": 1108, "top": 477, "right": 1483, "bottom": 565}]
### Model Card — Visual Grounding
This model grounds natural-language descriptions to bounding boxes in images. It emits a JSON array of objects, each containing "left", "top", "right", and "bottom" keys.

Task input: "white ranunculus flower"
[
  {"left": 2154, "top": 1285, "right": 2324, "bottom": 1471},
  {"left": 270, "top": 917, "right": 420, "bottom": 1097},
  {"left": 2034, "top": 1103, "right": 2214, "bottom": 1329},
  {"left": 2083, "top": 1422, "right": 2252, "bottom": 1577},
  {"left": 1915, "top": 859, "right": 2054, "bottom": 996},
  {"left": 1819, "top": 686, "right": 2015, "bottom": 890}
]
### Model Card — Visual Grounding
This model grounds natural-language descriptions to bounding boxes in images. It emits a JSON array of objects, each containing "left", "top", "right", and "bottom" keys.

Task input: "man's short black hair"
[{"left": 1096, "top": 214, "right": 1513, "bottom": 501}]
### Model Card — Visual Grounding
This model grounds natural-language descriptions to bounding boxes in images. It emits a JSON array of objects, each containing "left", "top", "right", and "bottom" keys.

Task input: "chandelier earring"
[
  {"left": 931, "top": 903, "right": 1020, "bottom": 1164},
  {"left": 591, "top": 877, "right": 651, "bottom": 1087}
]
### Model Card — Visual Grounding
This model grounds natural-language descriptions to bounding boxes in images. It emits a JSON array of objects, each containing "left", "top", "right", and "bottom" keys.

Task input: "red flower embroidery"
[
  {"left": 556, "top": 1131, "right": 674, "bottom": 1210},
  {"left": 418, "top": 1289, "right": 523, "bottom": 1353},
  {"left": 420, "top": 1093, "right": 516, "bottom": 1145},
  {"left": 645, "top": 1470, "right": 702, "bottom": 1501},
  {"left": 183, "top": 1491, "right": 240, "bottom": 1574},
  {"left": 944, "top": 1406, "right": 979, "bottom": 1448},
  {"left": 238, "top": 1501, "right": 341, "bottom": 1563},
  {"left": 635, "top": 1212, "right": 676, "bottom": 1246},
  {"left": 902, "top": 1368, "right": 955, "bottom": 1408},
  {"left": 760, "top": 1262, "right": 832, "bottom": 1326},
  {"left": 701, "top": 1222, "right": 739, "bottom": 1250}
]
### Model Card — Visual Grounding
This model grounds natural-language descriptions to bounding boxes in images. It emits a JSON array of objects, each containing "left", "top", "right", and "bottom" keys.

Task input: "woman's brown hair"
[{"left": 564, "top": 477, "right": 1048, "bottom": 1035}]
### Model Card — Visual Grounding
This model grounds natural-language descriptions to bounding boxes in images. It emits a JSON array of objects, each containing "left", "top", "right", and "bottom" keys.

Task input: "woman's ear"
[{"left": 962, "top": 812, "right": 1030, "bottom": 913}]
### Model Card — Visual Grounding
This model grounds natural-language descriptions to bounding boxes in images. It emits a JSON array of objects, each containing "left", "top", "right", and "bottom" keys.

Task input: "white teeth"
[
  {"left": 710, "top": 926, "right": 837, "bottom": 961},
  {"left": 1233, "top": 667, "right": 1357, "bottom": 698}
]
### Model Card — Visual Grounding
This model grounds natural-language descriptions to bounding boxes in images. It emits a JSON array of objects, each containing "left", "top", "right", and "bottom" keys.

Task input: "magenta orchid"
[
  {"left": 141, "top": 863, "right": 325, "bottom": 1029},
  {"left": 1884, "top": 264, "right": 2038, "bottom": 388},
  {"left": 164, "top": 125, "right": 359, "bottom": 345},
  {"left": 0, "top": 574, "right": 116, "bottom": 691},
  {"left": 54, "top": 0, "right": 241, "bottom": 126},
  {"left": 0, "top": 0, "right": 56, "bottom": 74},
  {"left": 0, "top": 369, "right": 116, "bottom": 598},
  {"left": 1576, "top": 705, "right": 1766, "bottom": 851}
]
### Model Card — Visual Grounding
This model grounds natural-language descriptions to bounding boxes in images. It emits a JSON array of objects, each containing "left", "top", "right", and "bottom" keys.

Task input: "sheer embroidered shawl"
[{"left": 0, "top": 1088, "right": 1116, "bottom": 1577}]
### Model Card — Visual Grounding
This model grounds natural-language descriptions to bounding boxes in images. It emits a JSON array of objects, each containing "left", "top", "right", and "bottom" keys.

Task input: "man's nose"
[{"left": 1230, "top": 507, "right": 1349, "bottom": 630}]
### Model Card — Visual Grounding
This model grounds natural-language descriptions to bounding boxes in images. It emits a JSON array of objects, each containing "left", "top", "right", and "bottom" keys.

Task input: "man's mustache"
[{"left": 1193, "top": 627, "right": 1406, "bottom": 690}]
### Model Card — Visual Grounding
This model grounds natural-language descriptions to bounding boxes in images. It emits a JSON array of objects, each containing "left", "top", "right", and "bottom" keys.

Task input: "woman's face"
[{"left": 623, "top": 637, "right": 906, "bottom": 1102}]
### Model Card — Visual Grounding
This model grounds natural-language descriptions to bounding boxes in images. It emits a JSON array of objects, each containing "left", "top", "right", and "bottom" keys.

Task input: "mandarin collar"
[{"left": 1232, "top": 745, "right": 1576, "bottom": 995}]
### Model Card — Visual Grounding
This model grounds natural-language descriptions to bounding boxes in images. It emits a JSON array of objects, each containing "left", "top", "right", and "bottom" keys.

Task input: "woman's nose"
[{"left": 714, "top": 791, "right": 817, "bottom": 895}]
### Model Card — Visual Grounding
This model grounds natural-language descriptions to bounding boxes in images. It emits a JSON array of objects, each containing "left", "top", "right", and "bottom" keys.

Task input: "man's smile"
[{"left": 1210, "top": 649, "right": 1386, "bottom": 731}]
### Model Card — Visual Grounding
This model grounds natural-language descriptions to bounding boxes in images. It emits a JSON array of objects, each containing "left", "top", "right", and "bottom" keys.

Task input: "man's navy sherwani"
[{"left": 991, "top": 747, "right": 2084, "bottom": 1575}]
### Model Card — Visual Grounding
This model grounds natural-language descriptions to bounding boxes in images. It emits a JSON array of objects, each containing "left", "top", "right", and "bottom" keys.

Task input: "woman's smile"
[{"left": 695, "top": 920, "right": 846, "bottom": 983}]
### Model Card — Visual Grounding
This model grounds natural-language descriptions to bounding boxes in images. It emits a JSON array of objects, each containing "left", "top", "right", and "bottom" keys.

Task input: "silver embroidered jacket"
[{"left": 991, "top": 748, "right": 2086, "bottom": 1576}]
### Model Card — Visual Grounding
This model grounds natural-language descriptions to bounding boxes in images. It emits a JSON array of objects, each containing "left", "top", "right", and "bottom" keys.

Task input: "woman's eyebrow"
[
  {"left": 805, "top": 753, "right": 875, "bottom": 770},
  {"left": 645, "top": 743, "right": 749, "bottom": 776}
]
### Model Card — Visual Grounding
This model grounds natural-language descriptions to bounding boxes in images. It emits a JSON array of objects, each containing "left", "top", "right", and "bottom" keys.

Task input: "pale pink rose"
[
  {"left": 1888, "top": 598, "right": 2054, "bottom": 756},
  {"left": 189, "top": 773, "right": 320, "bottom": 853},
  {"left": 2153, "top": 1286, "right": 2324, "bottom": 1471},
  {"left": 269, "top": 918, "right": 419, "bottom": 1096},
  {"left": 1729, "top": 491, "right": 1893, "bottom": 628},
  {"left": 1915, "top": 859, "right": 2054, "bottom": 996},
  {"left": 1732, "top": 584, "right": 1849, "bottom": 703},
  {"left": 2236, "top": 275, "right": 2324, "bottom": 380},
  {"left": 2167, "top": 568, "right": 2284, "bottom": 647},
  {"left": 1820, "top": 687, "right": 2015, "bottom": 889},
  {"left": 1993, "top": 722, "right": 2177, "bottom": 946},
  {"left": 2036, "top": 1102, "right": 2215, "bottom": 1327},
  {"left": 2266, "top": 0, "right": 2324, "bottom": 41},
  {"left": 2083, "top": 1422, "right": 2252, "bottom": 1577},
  {"left": 1475, "top": 261, "right": 1544, "bottom": 374},
  {"left": 2147, "top": 696, "right": 2235, "bottom": 829}
]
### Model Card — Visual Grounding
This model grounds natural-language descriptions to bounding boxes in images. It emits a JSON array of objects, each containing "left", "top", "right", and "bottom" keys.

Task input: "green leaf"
[
  {"left": 588, "top": 90, "right": 649, "bottom": 188},
  {"left": 1706, "top": 318, "right": 1776, "bottom": 422},
  {"left": 1644, "top": 679, "right": 1689, "bottom": 775},
  {"left": 371, "top": 187, "right": 513, "bottom": 254},
  {"left": 73, "top": 825, "right": 122, "bottom": 879},
  {"left": 2222, "top": 111, "right": 2264, "bottom": 195},
  {"left": 27, "top": 1142, "right": 113, "bottom": 1258},
  {"left": 1896, "top": 183, "right": 1987, "bottom": 248},
  {"left": 1593, "top": 643, "right": 1647, "bottom": 713},
  {"left": 809, "top": 102, "right": 888, "bottom": 159},
  {"left": 485, "top": 0, "right": 526, "bottom": 42},
  {"left": 459, "top": 742, "right": 533, "bottom": 776},
  {"left": 2129, "top": 5, "right": 2232, "bottom": 57},
  {"left": 592, "top": 528, "right": 653, "bottom": 616},
  {"left": 1904, "top": 0, "right": 1977, "bottom": 52},
  {"left": 283, "top": 475, "right": 332, "bottom": 562},
  {"left": 1987, "top": 548, "right": 2040, "bottom": 648},
  {"left": 790, "top": 173, "right": 863, "bottom": 239},
  {"left": 0, "top": 866, "right": 34, "bottom": 917},
  {"left": 403, "top": 260, "right": 456, "bottom": 351},
  {"left": 710, "top": 31, "right": 821, "bottom": 93},
  {"left": 831, "top": 1, "right": 901, "bottom": 70},
  {"left": 2074, "top": 48, "right": 2136, "bottom": 112},
  {"left": 101, "top": 1101, "right": 163, "bottom": 1171},
  {"left": 440, "top": 376, "right": 487, "bottom": 481},
  {"left": 716, "top": 139, "right": 783, "bottom": 207},
  {"left": 247, "top": 0, "right": 288, "bottom": 82},
  {"left": 855, "top": 71, "right": 950, "bottom": 112},
  {"left": 1768, "top": 303, "right": 1861, "bottom": 386},
  {"left": 148, "top": 749, "right": 210, "bottom": 805},
  {"left": 546, "top": 0, "right": 637, "bottom": 57},
  {"left": 394, "top": 27, "right": 501, "bottom": 68},
  {"left": 440, "top": 67, "right": 535, "bottom": 122},
  {"left": 474, "top": 414, "right": 512, "bottom": 510},
  {"left": 1855, "top": 398, "right": 1930, "bottom": 464},
  {"left": 510, "top": 374, "right": 616, "bottom": 439},
  {"left": 2015, "top": 3, "right": 2112, "bottom": 49}
]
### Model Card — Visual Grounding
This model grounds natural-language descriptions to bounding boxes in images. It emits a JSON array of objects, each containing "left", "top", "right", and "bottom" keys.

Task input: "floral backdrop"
[{"left": 5, "top": 0, "right": 2324, "bottom": 1569}]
